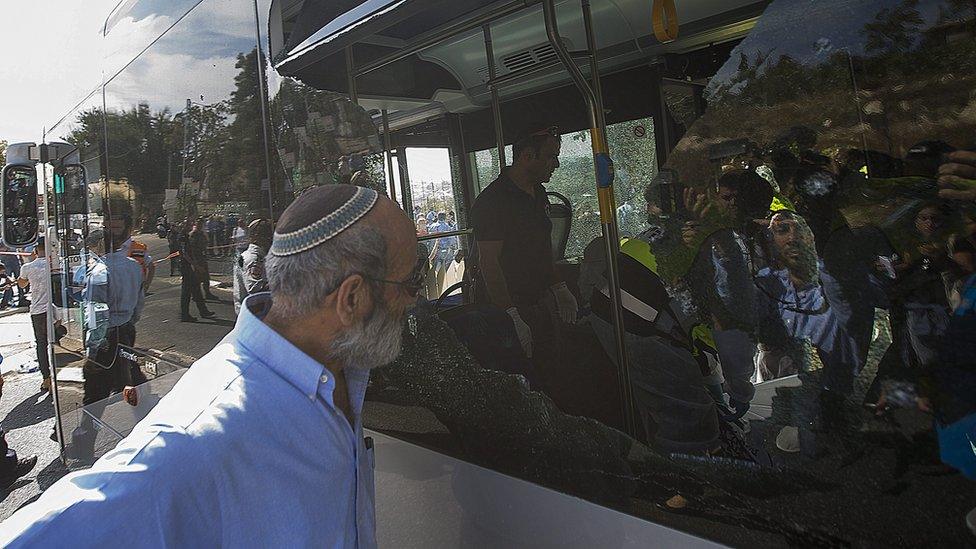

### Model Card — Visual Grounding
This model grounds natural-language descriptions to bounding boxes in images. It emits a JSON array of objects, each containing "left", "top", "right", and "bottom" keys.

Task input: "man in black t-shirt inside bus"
[{"left": 470, "top": 126, "right": 578, "bottom": 361}]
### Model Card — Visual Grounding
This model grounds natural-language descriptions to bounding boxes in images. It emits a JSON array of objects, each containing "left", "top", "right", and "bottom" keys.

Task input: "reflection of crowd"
[
  {"left": 631, "top": 135, "right": 976, "bottom": 472},
  {"left": 457, "top": 123, "right": 976, "bottom": 484}
]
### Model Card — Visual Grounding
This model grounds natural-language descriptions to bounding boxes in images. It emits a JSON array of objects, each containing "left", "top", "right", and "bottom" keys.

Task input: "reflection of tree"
[
  {"left": 63, "top": 48, "right": 281, "bottom": 218},
  {"left": 864, "top": 0, "right": 923, "bottom": 54},
  {"left": 269, "top": 78, "right": 384, "bottom": 194},
  {"left": 224, "top": 50, "right": 274, "bottom": 209},
  {"left": 0, "top": 140, "right": 6, "bottom": 166},
  {"left": 684, "top": 0, "right": 976, "bottom": 187}
]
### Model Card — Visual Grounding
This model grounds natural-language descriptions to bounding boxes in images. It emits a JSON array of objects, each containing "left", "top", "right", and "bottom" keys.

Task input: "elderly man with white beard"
[{"left": 0, "top": 185, "right": 419, "bottom": 548}]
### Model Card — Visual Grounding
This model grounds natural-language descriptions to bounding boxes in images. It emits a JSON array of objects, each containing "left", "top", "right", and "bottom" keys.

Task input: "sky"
[
  {"left": 0, "top": 0, "right": 118, "bottom": 145},
  {"left": 0, "top": 0, "right": 463, "bottom": 188},
  {"left": 4, "top": 0, "right": 644, "bottom": 187}
]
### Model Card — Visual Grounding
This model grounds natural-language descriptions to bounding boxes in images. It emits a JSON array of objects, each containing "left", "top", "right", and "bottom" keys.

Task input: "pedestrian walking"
[
  {"left": 179, "top": 220, "right": 215, "bottom": 322},
  {"left": 189, "top": 219, "right": 218, "bottom": 301},
  {"left": 16, "top": 238, "right": 57, "bottom": 392}
]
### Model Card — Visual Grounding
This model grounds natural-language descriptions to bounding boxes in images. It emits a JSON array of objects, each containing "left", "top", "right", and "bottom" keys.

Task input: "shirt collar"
[
  {"left": 500, "top": 169, "right": 545, "bottom": 200},
  {"left": 236, "top": 293, "right": 333, "bottom": 403}
]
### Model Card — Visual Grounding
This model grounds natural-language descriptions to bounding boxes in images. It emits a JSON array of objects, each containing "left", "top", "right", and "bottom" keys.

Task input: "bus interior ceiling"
[{"left": 273, "top": 0, "right": 765, "bottom": 149}]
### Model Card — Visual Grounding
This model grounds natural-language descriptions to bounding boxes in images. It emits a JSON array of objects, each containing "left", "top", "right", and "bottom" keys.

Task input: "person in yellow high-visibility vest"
[{"left": 582, "top": 206, "right": 730, "bottom": 454}]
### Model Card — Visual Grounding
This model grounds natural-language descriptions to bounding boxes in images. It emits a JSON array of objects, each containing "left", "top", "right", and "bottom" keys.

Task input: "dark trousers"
[
  {"left": 516, "top": 298, "right": 559, "bottom": 367},
  {"left": 121, "top": 323, "right": 148, "bottom": 386},
  {"left": 168, "top": 246, "right": 180, "bottom": 276},
  {"left": 198, "top": 262, "right": 212, "bottom": 296},
  {"left": 0, "top": 430, "right": 17, "bottom": 476},
  {"left": 72, "top": 324, "right": 140, "bottom": 464},
  {"left": 30, "top": 313, "right": 51, "bottom": 379},
  {"left": 83, "top": 325, "right": 132, "bottom": 405},
  {"left": 180, "top": 264, "right": 208, "bottom": 316},
  {"left": 443, "top": 304, "right": 540, "bottom": 388}
]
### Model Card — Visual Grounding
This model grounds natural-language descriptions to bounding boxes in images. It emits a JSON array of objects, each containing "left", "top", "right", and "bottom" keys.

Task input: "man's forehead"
[{"left": 770, "top": 214, "right": 808, "bottom": 232}]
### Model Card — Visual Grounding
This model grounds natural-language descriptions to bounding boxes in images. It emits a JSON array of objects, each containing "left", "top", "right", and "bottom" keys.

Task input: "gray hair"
[{"left": 265, "top": 224, "right": 387, "bottom": 317}]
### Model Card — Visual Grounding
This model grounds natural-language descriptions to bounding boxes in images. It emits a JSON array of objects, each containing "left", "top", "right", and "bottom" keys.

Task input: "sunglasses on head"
[{"left": 530, "top": 125, "right": 559, "bottom": 138}]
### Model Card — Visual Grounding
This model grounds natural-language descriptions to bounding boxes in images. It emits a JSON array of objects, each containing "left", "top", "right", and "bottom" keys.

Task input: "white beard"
[{"left": 328, "top": 301, "right": 404, "bottom": 370}]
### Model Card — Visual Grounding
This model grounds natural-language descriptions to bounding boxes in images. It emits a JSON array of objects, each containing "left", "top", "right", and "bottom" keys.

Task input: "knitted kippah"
[{"left": 270, "top": 184, "right": 378, "bottom": 256}]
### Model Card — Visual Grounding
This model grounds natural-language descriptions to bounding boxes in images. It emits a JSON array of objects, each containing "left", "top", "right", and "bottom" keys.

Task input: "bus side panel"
[{"left": 370, "top": 431, "right": 720, "bottom": 548}]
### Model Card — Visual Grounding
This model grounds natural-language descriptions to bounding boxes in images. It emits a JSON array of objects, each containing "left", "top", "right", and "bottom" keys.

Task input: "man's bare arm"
[{"left": 477, "top": 240, "right": 513, "bottom": 310}]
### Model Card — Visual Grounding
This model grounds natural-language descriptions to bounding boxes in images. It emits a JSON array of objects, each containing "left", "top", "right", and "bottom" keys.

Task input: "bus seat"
[{"left": 547, "top": 191, "right": 572, "bottom": 261}]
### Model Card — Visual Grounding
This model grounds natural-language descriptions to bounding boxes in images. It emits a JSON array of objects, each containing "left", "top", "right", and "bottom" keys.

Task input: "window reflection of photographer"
[{"left": 755, "top": 213, "right": 858, "bottom": 387}]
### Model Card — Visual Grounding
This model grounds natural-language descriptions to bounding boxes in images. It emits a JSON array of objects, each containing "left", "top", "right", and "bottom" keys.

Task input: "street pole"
[
  {"left": 252, "top": 0, "right": 276, "bottom": 220},
  {"left": 180, "top": 98, "right": 191, "bottom": 218}
]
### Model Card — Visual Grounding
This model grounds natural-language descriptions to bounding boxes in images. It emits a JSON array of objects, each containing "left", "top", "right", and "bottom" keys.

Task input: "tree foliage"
[{"left": 62, "top": 48, "right": 278, "bottom": 219}]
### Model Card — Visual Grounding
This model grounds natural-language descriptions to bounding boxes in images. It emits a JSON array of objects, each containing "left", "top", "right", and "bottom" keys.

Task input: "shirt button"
[{"left": 320, "top": 374, "right": 329, "bottom": 383}]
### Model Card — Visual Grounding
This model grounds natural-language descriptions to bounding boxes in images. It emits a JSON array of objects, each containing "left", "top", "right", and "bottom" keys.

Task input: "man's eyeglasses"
[{"left": 365, "top": 268, "right": 424, "bottom": 297}]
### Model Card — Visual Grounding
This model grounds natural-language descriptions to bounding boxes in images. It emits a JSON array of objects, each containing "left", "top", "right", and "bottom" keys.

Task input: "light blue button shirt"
[
  {"left": 83, "top": 250, "right": 145, "bottom": 328},
  {"left": 0, "top": 293, "right": 377, "bottom": 548},
  {"left": 755, "top": 264, "right": 859, "bottom": 377}
]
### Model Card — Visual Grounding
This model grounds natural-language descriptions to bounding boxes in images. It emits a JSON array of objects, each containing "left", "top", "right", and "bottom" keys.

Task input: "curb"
[{"left": 0, "top": 307, "right": 28, "bottom": 319}]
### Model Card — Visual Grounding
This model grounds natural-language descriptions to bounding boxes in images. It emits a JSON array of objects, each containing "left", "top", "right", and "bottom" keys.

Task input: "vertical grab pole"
[
  {"left": 381, "top": 109, "right": 398, "bottom": 204},
  {"left": 397, "top": 146, "right": 413, "bottom": 213},
  {"left": 346, "top": 47, "right": 358, "bottom": 104},
  {"left": 581, "top": 0, "right": 606, "bottom": 128},
  {"left": 483, "top": 24, "right": 506, "bottom": 167},
  {"left": 542, "top": 0, "right": 636, "bottom": 437}
]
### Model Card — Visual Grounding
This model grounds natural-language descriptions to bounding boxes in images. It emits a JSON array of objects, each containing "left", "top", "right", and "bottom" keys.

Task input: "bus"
[{"left": 19, "top": 0, "right": 976, "bottom": 545}]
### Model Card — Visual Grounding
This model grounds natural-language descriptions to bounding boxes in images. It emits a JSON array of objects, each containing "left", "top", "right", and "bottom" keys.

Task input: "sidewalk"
[
  {"left": 0, "top": 310, "right": 67, "bottom": 522},
  {"left": 0, "top": 311, "right": 40, "bottom": 376},
  {"left": 0, "top": 307, "right": 27, "bottom": 320}
]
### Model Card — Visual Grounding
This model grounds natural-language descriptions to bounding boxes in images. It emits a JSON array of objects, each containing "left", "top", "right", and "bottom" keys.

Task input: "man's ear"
[{"left": 334, "top": 274, "right": 372, "bottom": 326}]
